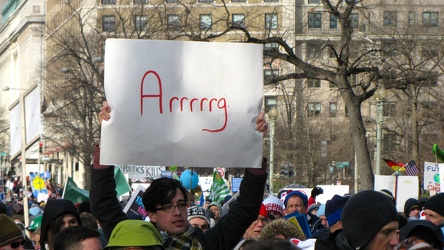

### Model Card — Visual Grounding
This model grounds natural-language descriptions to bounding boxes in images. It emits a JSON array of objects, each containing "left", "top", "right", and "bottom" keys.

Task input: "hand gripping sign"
[{"left": 100, "top": 39, "right": 264, "bottom": 168}]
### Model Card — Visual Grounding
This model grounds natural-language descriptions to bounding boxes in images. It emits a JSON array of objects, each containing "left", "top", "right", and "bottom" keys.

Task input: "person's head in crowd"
[
  {"left": 27, "top": 215, "right": 42, "bottom": 239},
  {"left": 404, "top": 198, "right": 421, "bottom": 220},
  {"left": 242, "top": 238, "right": 300, "bottom": 250},
  {"left": 80, "top": 213, "right": 99, "bottom": 229},
  {"left": 307, "top": 203, "right": 319, "bottom": 216},
  {"left": 262, "top": 196, "right": 284, "bottom": 220},
  {"left": 29, "top": 206, "right": 43, "bottom": 217},
  {"left": 258, "top": 218, "right": 305, "bottom": 241},
  {"left": 243, "top": 204, "right": 269, "bottom": 240},
  {"left": 40, "top": 199, "right": 81, "bottom": 250},
  {"left": 208, "top": 201, "right": 222, "bottom": 222},
  {"left": 379, "top": 189, "right": 396, "bottom": 204},
  {"left": 418, "top": 197, "right": 428, "bottom": 210},
  {"left": 325, "top": 194, "right": 349, "bottom": 233},
  {"left": 0, "top": 214, "right": 25, "bottom": 250},
  {"left": 11, "top": 213, "right": 24, "bottom": 224},
  {"left": 283, "top": 191, "right": 308, "bottom": 215},
  {"left": 317, "top": 204, "right": 328, "bottom": 228},
  {"left": 53, "top": 226, "right": 101, "bottom": 250},
  {"left": 342, "top": 190, "right": 399, "bottom": 249},
  {"left": 104, "top": 220, "right": 164, "bottom": 250},
  {"left": 12, "top": 202, "right": 24, "bottom": 215},
  {"left": 399, "top": 220, "right": 443, "bottom": 249},
  {"left": 143, "top": 178, "right": 190, "bottom": 236},
  {"left": 0, "top": 202, "right": 7, "bottom": 215},
  {"left": 187, "top": 206, "right": 210, "bottom": 232},
  {"left": 424, "top": 193, "right": 444, "bottom": 227},
  {"left": 32, "top": 227, "right": 41, "bottom": 250},
  {"left": 203, "top": 199, "right": 211, "bottom": 209},
  {"left": 78, "top": 200, "right": 91, "bottom": 214}
]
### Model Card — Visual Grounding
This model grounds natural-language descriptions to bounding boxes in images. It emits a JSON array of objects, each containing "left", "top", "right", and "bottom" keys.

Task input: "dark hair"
[
  {"left": 53, "top": 226, "right": 100, "bottom": 250},
  {"left": 46, "top": 212, "right": 80, "bottom": 250},
  {"left": 142, "top": 178, "right": 189, "bottom": 212},
  {"left": 80, "top": 213, "right": 98, "bottom": 230}
]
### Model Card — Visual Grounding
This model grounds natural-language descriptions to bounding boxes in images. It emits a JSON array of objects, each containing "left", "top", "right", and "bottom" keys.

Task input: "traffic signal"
[{"left": 39, "top": 142, "right": 43, "bottom": 154}]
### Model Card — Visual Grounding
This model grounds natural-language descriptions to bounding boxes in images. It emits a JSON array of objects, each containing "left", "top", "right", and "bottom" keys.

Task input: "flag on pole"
[
  {"left": 114, "top": 167, "right": 132, "bottom": 196},
  {"left": 383, "top": 159, "right": 406, "bottom": 172},
  {"left": 209, "top": 171, "right": 230, "bottom": 204},
  {"left": 404, "top": 160, "right": 419, "bottom": 176},
  {"left": 62, "top": 177, "right": 90, "bottom": 204}
]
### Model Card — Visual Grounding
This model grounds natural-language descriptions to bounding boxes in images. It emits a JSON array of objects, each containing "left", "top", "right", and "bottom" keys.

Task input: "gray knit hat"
[{"left": 342, "top": 190, "right": 398, "bottom": 248}]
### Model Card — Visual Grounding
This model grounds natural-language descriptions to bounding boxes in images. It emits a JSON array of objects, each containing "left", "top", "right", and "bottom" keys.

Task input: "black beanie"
[
  {"left": 403, "top": 198, "right": 420, "bottom": 216},
  {"left": 342, "top": 190, "right": 398, "bottom": 248},
  {"left": 425, "top": 193, "right": 444, "bottom": 217},
  {"left": 400, "top": 220, "right": 443, "bottom": 248}
]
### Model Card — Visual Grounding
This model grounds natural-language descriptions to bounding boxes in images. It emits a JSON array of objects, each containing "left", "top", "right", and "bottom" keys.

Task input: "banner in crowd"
[
  {"left": 424, "top": 162, "right": 441, "bottom": 194},
  {"left": 29, "top": 173, "right": 48, "bottom": 202},
  {"left": 100, "top": 39, "right": 264, "bottom": 168},
  {"left": 374, "top": 175, "right": 419, "bottom": 212},
  {"left": 209, "top": 171, "right": 230, "bottom": 204},
  {"left": 114, "top": 167, "right": 132, "bottom": 196},
  {"left": 123, "top": 185, "right": 147, "bottom": 220},
  {"left": 63, "top": 177, "right": 90, "bottom": 204}
]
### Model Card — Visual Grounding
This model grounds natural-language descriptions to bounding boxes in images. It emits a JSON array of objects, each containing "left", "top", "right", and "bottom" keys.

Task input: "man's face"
[
  {"left": 408, "top": 207, "right": 420, "bottom": 219},
  {"left": 209, "top": 206, "right": 219, "bottom": 220},
  {"left": 424, "top": 209, "right": 444, "bottom": 226},
  {"left": 32, "top": 234, "right": 40, "bottom": 250},
  {"left": 364, "top": 221, "right": 399, "bottom": 250},
  {"left": 189, "top": 217, "right": 209, "bottom": 231},
  {"left": 0, "top": 240, "right": 25, "bottom": 250},
  {"left": 148, "top": 188, "right": 189, "bottom": 235},
  {"left": 319, "top": 215, "right": 328, "bottom": 227},
  {"left": 61, "top": 214, "right": 79, "bottom": 230},
  {"left": 79, "top": 237, "right": 102, "bottom": 250},
  {"left": 284, "top": 196, "right": 306, "bottom": 215},
  {"left": 244, "top": 215, "right": 268, "bottom": 240}
]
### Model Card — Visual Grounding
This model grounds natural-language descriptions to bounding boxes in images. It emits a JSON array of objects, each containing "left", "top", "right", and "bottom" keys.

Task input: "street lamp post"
[
  {"left": 374, "top": 86, "right": 387, "bottom": 176},
  {"left": 268, "top": 107, "right": 279, "bottom": 194}
]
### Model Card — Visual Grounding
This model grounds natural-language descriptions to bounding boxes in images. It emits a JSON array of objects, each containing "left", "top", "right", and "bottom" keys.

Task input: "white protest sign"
[
  {"left": 374, "top": 175, "right": 419, "bottom": 212},
  {"left": 101, "top": 39, "right": 264, "bottom": 168},
  {"left": 117, "top": 166, "right": 166, "bottom": 179},
  {"left": 424, "top": 162, "right": 441, "bottom": 193}
]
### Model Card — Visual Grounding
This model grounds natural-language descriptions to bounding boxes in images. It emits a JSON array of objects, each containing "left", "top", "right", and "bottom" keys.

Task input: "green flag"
[
  {"left": 209, "top": 171, "right": 230, "bottom": 204},
  {"left": 114, "top": 167, "right": 131, "bottom": 196},
  {"left": 62, "top": 177, "right": 90, "bottom": 204}
]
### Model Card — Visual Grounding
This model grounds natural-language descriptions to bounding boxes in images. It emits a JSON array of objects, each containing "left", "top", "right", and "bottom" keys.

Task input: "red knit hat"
[{"left": 259, "top": 203, "right": 268, "bottom": 218}]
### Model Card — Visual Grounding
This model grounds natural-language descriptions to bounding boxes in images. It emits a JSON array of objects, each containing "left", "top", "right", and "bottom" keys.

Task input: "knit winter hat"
[
  {"left": 400, "top": 220, "right": 443, "bottom": 248},
  {"left": 307, "top": 204, "right": 320, "bottom": 214},
  {"left": 284, "top": 191, "right": 308, "bottom": 207},
  {"left": 425, "top": 193, "right": 444, "bottom": 217},
  {"left": 105, "top": 220, "right": 164, "bottom": 249},
  {"left": 0, "top": 214, "right": 24, "bottom": 246},
  {"left": 259, "top": 203, "right": 268, "bottom": 218},
  {"left": 317, "top": 204, "right": 326, "bottom": 217},
  {"left": 403, "top": 198, "right": 421, "bottom": 216},
  {"left": 263, "top": 196, "right": 284, "bottom": 216},
  {"left": 27, "top": 215, "right": 42, "bottom": 231},
  {"left": 187, "top": 206, "right": 210, "bottom": 225},
  {"left": 326, "top": 195, "right": 349, "bottom": 227},
  {"left": 342, "top": 190, "right": 398, "bottom": 249}
]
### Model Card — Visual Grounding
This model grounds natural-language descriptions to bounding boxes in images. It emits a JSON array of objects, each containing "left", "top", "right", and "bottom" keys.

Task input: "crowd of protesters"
[{"left": 2, "top": 102, "right": 444, "bottom": 250}]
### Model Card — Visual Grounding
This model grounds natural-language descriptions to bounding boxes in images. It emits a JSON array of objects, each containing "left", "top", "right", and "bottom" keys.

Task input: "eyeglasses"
[
  {"left": 10, "top": 240, "right": 25, "bottom": 249},
  {"left": 256, "top": 217, "right": 269, "bottom": 224},
  {"left": 154, "top": 203, "right": 188, "bottom": 212}
]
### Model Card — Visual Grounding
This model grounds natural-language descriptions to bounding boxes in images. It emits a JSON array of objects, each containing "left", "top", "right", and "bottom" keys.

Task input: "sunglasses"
[{"left": 10, "top": 240, "right": 25, "bottom": 249}]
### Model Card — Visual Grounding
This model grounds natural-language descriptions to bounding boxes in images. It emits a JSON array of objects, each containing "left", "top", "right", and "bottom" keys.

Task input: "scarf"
[{"left": 160, "top": 225, "right": 203, "bottom": 250}]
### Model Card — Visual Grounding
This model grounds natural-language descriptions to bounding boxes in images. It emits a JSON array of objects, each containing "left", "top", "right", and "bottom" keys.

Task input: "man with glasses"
[
  {"left": 91, "top": 102, "right": 269, "bottom": 250},
  {"left": 0, "top": 214, "right": 25, "bottom": 250}
]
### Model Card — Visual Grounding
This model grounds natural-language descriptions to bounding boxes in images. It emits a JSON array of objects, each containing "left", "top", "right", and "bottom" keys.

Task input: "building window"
[
  {"left": 381, "top": 40, "right": 397, "bottom": 56},
  {"left": 264, "top": 43, "right": 279, "bottom": 52},
  {"left": 232, "top": 0, "right": 246, "bottom": 3},
  {"left": 265, "top": 14, "right": 278, "bottom": 30},
  {"left": 307, "top": 79, "right": 321, "bottom": 88},
  {"left": 232, "top": 14, "right": 245, "bottom": 28},
  {"left": 135, "top": 15, "right": 148, "bottom": 31},
  {"left": 167, "top": 14, "right": 180, "bottom": 29},
  {"left": 134, "top": 0, "right": 148, "bottom": 3},
  {"left": 330, "top": 14, "right": 337, "bottom": 29},
  {"left": 383, "top": 133, "right": 398, "bottom": 152},
  {"left": 422, "top": 44, "right": 438, "bottom": 59},
  {"left": 200, "top": 14, "right": 212, "bottom": 30},
  {"left": 265, "top": 96, "right": 277, "bottom": 112},
  {"left": 408, "top": 11, "right": 415, "bottom": 26},
  {"left": 308, "top": 0, "right": 320, "bottom": 3},
  {"left": 306, "top": 43, "right": 322, "bottom": 59},
  {"left": 102, "top": 0, "right": 116, "bottom": 3},
  {"left": 264, "top": 69, "right": 279, "bottom": 81},
  {"left": 308, "top": 102, "right": 321, "bottom": 117},
  {"left": 383, "top": 11, "right": 397, "bottom": 27},
  {"left": 350, "top": 13, "right": 359, "bottom": 29},
  {"left": 199, "top": 0, "right": 213, "bottom": 2},
  {"left": 103, "top": 15, "right": 115, "bottom": 32},
  {"left": 264, "top": 0, "right": 279, "bottom": 3},
  {"left": 308, "top": 12, "right": 322, "bottom": 28},
  {"left": 166, "top": 0, "right": 179, "bottom": 3},
  {"left": 423, "top": 12, "right": 438, "bottom": 27},
  {"left": 383, "top": 101, "right": 396, "bottom": 117},
  {"left": 329, "top": 102, "right": 337, "bottom": 117}
]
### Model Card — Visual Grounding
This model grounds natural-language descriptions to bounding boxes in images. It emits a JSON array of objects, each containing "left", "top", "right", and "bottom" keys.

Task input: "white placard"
[
  {"left": 374, "top": 175, "right": 419, "bottom": 212},
  {"left": 424, "top": 162, "right": 441, "bottom": 193},
  {"left": 101, "top": 39, "right": 264, "bottom": 168}
]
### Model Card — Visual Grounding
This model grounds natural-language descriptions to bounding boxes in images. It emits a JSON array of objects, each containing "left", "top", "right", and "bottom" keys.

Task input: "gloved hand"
[{"left": 311, "top": 187, "right": 323, "bottom": 198}]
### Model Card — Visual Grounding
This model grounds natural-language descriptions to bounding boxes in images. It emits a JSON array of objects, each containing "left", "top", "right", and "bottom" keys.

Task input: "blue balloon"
[{"left": 180, "top": 170, "right": 199, "bottom": 190}]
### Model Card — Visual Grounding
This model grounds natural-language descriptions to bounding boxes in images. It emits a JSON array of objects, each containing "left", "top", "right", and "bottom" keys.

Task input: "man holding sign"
[{"left": 91, "top": 40, "right": 268, "bottom": 250}]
